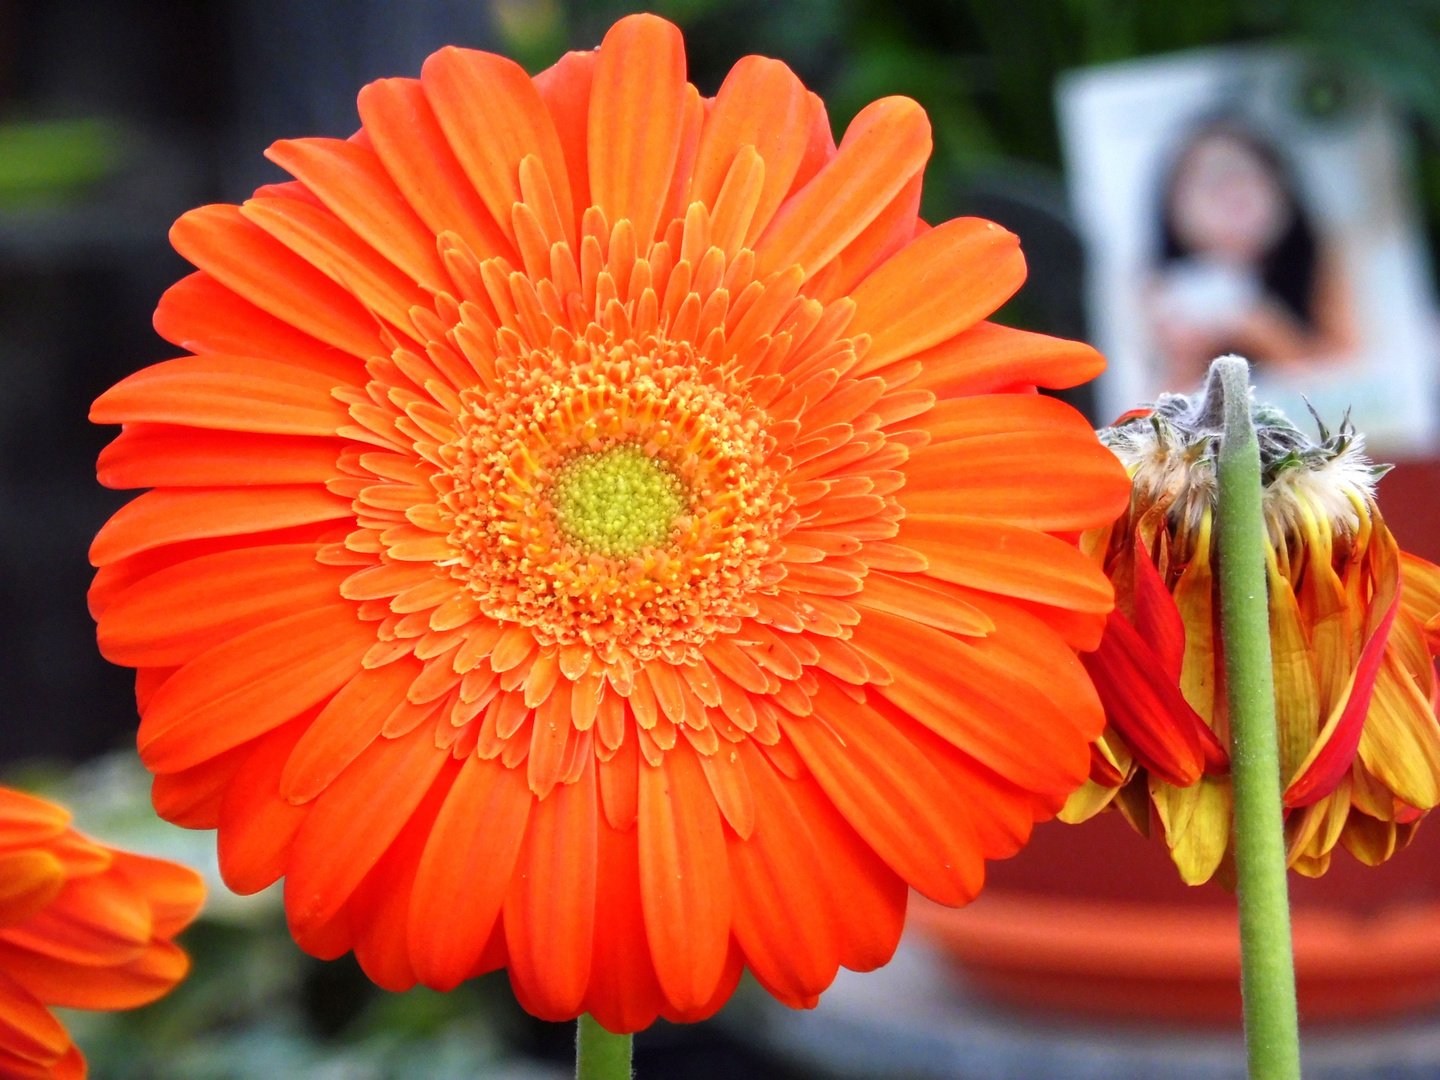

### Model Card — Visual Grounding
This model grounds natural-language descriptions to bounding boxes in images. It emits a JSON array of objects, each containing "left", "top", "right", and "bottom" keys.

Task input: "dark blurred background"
[{"left": 2, "top": 1, "right": 1440, "bottom": 1076}]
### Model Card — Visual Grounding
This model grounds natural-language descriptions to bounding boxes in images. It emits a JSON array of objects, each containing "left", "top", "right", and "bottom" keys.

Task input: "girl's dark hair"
[{"left": 1158, "top": 120, "right": 1316, "bottom": 328}]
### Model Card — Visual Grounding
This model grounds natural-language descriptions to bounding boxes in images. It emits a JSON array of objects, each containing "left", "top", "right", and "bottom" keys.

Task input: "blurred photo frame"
[{"left": 1058, "top": 48, "right": 1440, "bottom": 453}]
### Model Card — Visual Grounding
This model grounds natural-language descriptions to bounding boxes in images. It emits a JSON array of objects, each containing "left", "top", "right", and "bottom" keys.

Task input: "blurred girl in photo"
[{"left": 1147, "top": 120, "right": 1357, "bottom": 387}]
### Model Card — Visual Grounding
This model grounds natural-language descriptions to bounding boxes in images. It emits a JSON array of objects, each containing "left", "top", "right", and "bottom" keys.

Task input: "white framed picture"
[{"left": 1058, "top": 47, "right": 1440, "bottom": 453}]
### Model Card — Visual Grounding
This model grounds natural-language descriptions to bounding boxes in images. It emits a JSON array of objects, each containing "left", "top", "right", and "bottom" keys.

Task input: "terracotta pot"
[{"left": 911, "top": 810, "right": 1440, "bottom": 1024}]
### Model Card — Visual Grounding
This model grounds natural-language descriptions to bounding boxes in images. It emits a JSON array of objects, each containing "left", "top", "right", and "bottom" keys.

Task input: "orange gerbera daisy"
[
  {"left": 89, "top": 13, "right": 1130, "bottom": 1029},
  {"left": 0, "top": 786, "right": 204, "bottom": 1078},
  {"left": 1069, "top": 388, "right": 1440, "bottom": 883}
]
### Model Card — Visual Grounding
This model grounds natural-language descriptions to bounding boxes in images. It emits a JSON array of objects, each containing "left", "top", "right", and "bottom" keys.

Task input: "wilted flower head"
[
  {"left": 1068, "top": 372, "right": 1440, "bottom": 883},
  {"left": 0, "top": 786, "right": 204, "bottom": 1078}
]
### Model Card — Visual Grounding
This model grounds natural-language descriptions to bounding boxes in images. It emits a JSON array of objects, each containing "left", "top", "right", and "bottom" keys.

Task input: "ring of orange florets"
[{"left": 437, "top": 332, "right": 785, "bottom": 663}]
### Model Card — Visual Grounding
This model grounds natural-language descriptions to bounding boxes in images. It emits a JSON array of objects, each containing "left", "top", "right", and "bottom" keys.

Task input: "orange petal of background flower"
[
  {"left": 850, "top": 218, "right": 1024, "bottom": 372},
  {"left": 0, "top": 853, "right": 65, "bottom": 931},
  {"left": 0, "top": 938, "right": 188, "bottom": 1012},
  {"left": 0, "top": 793, "right": 68, "bottom": 851},
  {"left": 587, "top": 14, "right": 688, "bottom": 249}
]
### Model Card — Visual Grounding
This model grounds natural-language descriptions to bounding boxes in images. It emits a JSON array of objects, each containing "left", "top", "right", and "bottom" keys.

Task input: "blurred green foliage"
[{"left": 493, "top": 0, "right": 1440, "bottom": 232}]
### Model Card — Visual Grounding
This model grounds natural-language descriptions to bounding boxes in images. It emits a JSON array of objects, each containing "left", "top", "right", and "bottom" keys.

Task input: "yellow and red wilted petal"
[
  {"left": 1080, "top": 611, "right": 1208, "bottom": 788},
  {"left": 1357, "top": 650, "right": 1440, "bottom": 810},
  {"left": 1285, "top": 520, "right": 1402, "bottom": 807},
  {"left": 1400, "top": 551, "right": 1440, "bottom": 654},
  {"left": 1131, "top": 534, "right": 1185, "bottom": 683}
]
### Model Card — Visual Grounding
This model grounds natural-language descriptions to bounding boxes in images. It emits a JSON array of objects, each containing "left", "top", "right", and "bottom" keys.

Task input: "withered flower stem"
[{"left": 1213, "top": 357, "right": 1301, "bottom": 1080}]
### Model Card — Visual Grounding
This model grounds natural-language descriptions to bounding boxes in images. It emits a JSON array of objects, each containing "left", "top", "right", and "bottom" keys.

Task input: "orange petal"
[
  {"left": 0, "top": 938, "right": 189, "bottom": 1011},
  {"left": 587, "top": 14, "right": 688, "bottom": 249},
  {"left": 108, "top": 851, "right": 205, "bottom": 938},
  {"left": 0, "top": 970, "right": 70, "bottom": 1066},
  {"left": 920, "top": 392, "right": 1098, "bottom": 443},
  {"left": 98, "top": 544, "right": 346, "bottom": 668},
  {"left": 852, "top": 607, "right": 1090, "bottom": 795},
  {"left": 170, "top": 204, "right": 387, "bottom": 359},
  {"left": 421, "top": 47, "right": 574, "bottom": 249},
  {"left": 754, "top": 96, "right": 930, "bottom": 281},
  {"left": 504, "top": 757, "right": 597, "bottom": 1021},
  {"left": 895, "top": 320, "right": 1106, "bottom": 397},
  {"left": 356, "top": 77, "right": 515, "bottom": 263},
  {"left": 217, "top": 720, "right": 311, "bottom": 894},
  {"left": 897, "top": 514, "right": 1114, "bottom": 613},
  {"left": 1, "top": 871, "right": 149, "bottom": 967},
  {"left": 726, "top": 740, "right": 840, "bottom": 1001},
  {"left": 154, "top": 271, "right": 363, "bottom": 385},
  {"left": 0, "top": 852, "right": 64, "bottom": 930},
  {"left": 98, "top": 425, "right": 341, "bottom": 490},
  {"left": 850, "top": 218, "right": 1025, "bottom": 372},
  {"left": 0, "top": 792, "right": 68, "bottom": 850},
  {"left": 137, "top": 603, "right": 371, "bottom": 773},
  {"left": 582, "top": 810, "right": 665, "bottom": 1034},
  {"left": 637, "top": 738, "right": 731, "bottom": 1013},
  {"left": 284, "top": 720, "right": 448, "bottom": 935},
  {"left": 280, "top": 656, "right": 422, "bottom": 804},
  {"left": 533, "top": 51, "right": 597, "bottom": 233},
  {"left": 409, "top": 755, "right": 533, "bottom": 991},
  {"left": 266, "top": 137, "right": 449, "bottom": 291},
  {"left": 900, "top": 431, "right": 1131, "bottom": 531},
  {"left": 89, "top": 485, "right": 351, "bottom": 567},
  {"left": 240, "top": 196, "right": 431, "bottom": 337},
  {"left": 785, "top": 678, "right": 982, "bottom": 906},
  {"left": 690, "top": 55, "right": 812, "bottom": 244}
]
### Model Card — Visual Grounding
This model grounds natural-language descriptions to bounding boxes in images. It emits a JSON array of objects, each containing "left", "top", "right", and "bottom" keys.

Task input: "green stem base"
[{"left": 576, "top": 1014, "right": 633, "bottom": 1080}]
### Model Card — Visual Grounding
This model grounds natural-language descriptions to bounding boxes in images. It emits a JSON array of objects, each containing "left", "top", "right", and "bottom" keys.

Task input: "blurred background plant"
[{"left": 1, "top": 0, "right": 1439, "bottom": 1077}]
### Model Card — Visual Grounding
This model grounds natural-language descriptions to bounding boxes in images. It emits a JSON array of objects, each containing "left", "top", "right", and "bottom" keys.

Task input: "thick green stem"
[
  {"left": 1213, "top": 357, "right": 1301, "bottom": 1080},
  {"left": 576, "top": 1014, "right": 633, "bottom": 1080}
]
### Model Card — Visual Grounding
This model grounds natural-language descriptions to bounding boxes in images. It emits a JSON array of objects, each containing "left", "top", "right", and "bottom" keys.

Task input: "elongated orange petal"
[
  {"left": 690, "top": 56, "right": 812, "bottom": 244},
  {"left": 170, "top": 204, "right": 386, "bottom": 359},
  {"left": 284, "top": 720, "right": 448, "bottom": 935},
  {"left": 534, "top": 51, "right": 597, "bottom": 232},
  {"left": 98, "top": 426, "right": 341, "bottom": 490},
  {"left": 137, "top": 604, "right": 370, "bottom": 773},
  {"left": 587, "top": 14, "right": 687, "bottom": 249},
  {"left": 895, "top": 320, "right": 1106, "bottom": 397},
  {"left": 504, "top": 757, "right": 597, "bottom": 1021},
  {"left": 356, "top": 77, "right": 515, "bottom": 263},
  {"left": 582, "top": 810, "right": 666, "bottom": 1034},
  {"left": 154, "top": 271, "right": 363, "bottom": 384},
  {"left": 409, "top": 755, "right": 532, "bottom": 991},
  {"left": 216, "top": 720, "right": 310, "bottom": 894},
  {"left": 637, "top": 739, "right": 731, "bottom": 1014},
  {"left": 89, "top": 486, "right": 351, "bottom": 566},
  {"left": 850, "top": 218, "right": 1024, "bottom": 372},
  {"left": 421, "top": 47, "right": 574, "bottom": 249},
  {"left": 754, "top": 96, "right": 930, "bottom": 280}
]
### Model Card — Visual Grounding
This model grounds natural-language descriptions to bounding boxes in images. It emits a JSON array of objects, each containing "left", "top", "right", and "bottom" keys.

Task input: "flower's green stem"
[
  {"left": 1213, "top": 357, "right": 1301, "bottom": 1080},
  {"left": 576, "top": 1014, "right": 633, "bottom": 1080}
]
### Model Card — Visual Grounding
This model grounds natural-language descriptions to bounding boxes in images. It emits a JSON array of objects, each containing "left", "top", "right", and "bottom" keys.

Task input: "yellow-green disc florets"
[{"left": 552, "top": 444, "right": 688, "bottom": 557}]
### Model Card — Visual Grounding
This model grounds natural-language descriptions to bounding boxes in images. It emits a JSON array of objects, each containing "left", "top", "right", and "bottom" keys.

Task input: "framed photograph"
[{"left": 1058, "top": 48, "right": 1440, "bottom": 452}]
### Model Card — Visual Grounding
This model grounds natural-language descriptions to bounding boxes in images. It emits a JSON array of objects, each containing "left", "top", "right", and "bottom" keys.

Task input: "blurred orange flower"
[
  {"left": 1070, "top": 390, "right": 1440, "bottom": 883},
  {"left": 88, "top": 13, "right": 1129, "bottom": 1029},
  {"left": 0, "top": 786, "right": 203, "bottom": 1078}
]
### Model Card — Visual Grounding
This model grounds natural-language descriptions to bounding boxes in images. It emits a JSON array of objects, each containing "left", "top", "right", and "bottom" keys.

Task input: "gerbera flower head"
[
  {"left": 0, "top": 786, "right": 204, "bottom": 1078},
  {"left": 89, "top": 14, "right": 1131, "bottom": 1029},
  {"left": 1071, "top": 371, "right": 1440, "bottom": 883}
]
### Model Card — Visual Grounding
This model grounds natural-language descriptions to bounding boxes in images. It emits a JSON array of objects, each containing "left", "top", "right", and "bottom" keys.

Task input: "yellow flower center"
[{"left": 552, "top": 444, "right": 688, "bottom": 557}]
